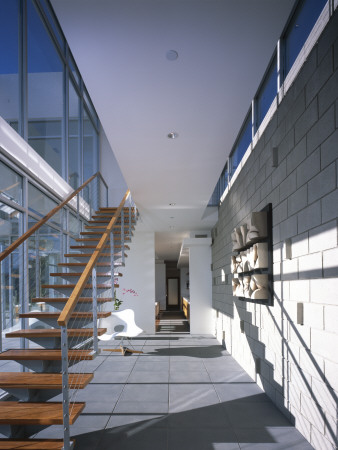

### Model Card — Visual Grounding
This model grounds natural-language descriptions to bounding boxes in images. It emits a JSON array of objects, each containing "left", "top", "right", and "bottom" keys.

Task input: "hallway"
[
  {"left": 33, "top": 334, "right": 313, "bottom": 449},
  {"left": 156, "top": 311, "right": 190, "bottom": 334}
]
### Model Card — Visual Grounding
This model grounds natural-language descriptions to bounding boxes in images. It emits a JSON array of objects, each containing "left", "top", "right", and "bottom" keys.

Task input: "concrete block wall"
[{"left": 212, "top": 9, "right": 338, "bottom": 450}]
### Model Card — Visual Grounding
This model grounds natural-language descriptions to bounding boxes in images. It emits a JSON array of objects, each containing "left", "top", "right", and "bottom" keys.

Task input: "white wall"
[
  {"left": 116, "top": 230, "right": 156, "bottom": 334},
  {"left": 155, "top": 261, "right": 166, "bottom": 310},
  {"left": 183, "top": 238, "right": 213, "bottom": 334},
  {"left": 99, "top": 126, "right": 128, "bottom": 204}
]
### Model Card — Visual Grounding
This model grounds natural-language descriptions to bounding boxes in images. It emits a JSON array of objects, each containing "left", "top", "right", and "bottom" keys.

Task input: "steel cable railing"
[{"left": 56, "top": 190, "right": 135, "bottom": 449}]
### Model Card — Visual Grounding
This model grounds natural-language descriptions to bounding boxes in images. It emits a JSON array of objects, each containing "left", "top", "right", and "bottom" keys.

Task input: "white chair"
[{"left": 98, "top": 308, "right": 143, "bottom": 354}]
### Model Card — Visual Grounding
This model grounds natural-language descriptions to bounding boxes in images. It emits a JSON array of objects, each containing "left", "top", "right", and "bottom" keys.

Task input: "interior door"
[{"left": 167, "top": 278, "right": 179, "bottom": 307}]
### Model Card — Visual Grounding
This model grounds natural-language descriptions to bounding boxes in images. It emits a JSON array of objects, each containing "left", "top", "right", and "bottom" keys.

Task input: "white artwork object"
[
  {"left": 246, "top": 211, "right": 267, "bottom": 244},
  {"left": 251, "top": 274, "right": 268, "bottom": 299}
]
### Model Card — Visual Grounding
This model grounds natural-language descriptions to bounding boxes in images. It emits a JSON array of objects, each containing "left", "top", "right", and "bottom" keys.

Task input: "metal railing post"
[
  {"left": 121, "top": 209, "right": 125, "bottom": 266},
  {"left": 61, "top": 326, "right": 71, "bottom": 450},
  {"left": 92, "top": 267, "right": 98, "bottom": 353}
]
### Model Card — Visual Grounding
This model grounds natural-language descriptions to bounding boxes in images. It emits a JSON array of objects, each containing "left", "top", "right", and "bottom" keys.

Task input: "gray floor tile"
[
  {"left": 223, "top": 401, "right": 292, "bottom": 428},
  {"left": 214, "top": 383, "right": 269, "bottom": 403},
  {"left": 236, "top": 426, "right": 314, "bottom": 449},
  {"left": 133, "top": 360, "right": 169, "bottom": 372},
  {"left": 114, "top": 401, "right": 169, "bottom": 414},
  {"left": 119, "top": 383, "right": 168, "bottom": 402},
  {"left": 169, "top": 383, "right": 220, "bottom": 413},
  {"left": 98, "top": 425, "right": 168, "bottom": 450},
  {"left": 208, "top": 371, "right": 254, "bottom": 383},
  {"left": 169, "top": 370, "right": 211, "bottom": 383},
  {"left": 91, "top": 371, "right": 130, "bottom": 383},
  {"left": 168, "top": 427, "right": 240, "bottom": 450},
  {"left": 106, "top": 414, "right": 166, "bottom": 429},
  {"left": 127, "top": 370, "right": 169, "bottom": 383},
  {"left": 170, "top": 360, "right": 206, "bottom": 372}
]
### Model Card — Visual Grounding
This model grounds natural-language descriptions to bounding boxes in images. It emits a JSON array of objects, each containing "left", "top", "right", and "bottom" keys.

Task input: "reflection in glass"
[
  {"left": 255, "top": 56, "right": 277, "bottom": 130},
  {"left": 83, "top": 108, "right": 98, "bottom": 182},
  {"left": 28, "top": 182, "right": 60, "bottom": 226},
  {"left": 230, "top": 113, "right": 252, "bottom": 177},
  {"left": 69, "top": 80, "right": 80, "bottom": 189},
  {"left": 27, "top": 0, "right": 64, "bottom": 176},
  {"left": 0, "top": 161, "right": 23, "bottom": 205},
  {"left": 284, "top": 0, "right": 327, "bottom": 76},
  {"left": 0, "top": 203, "right": 22, "bottom": 329},
  {"left": 0, "top": 0, "right": 19, "bottom": 131}
]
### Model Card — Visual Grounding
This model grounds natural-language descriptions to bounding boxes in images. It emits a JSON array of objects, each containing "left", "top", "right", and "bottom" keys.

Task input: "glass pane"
[
  {"left": 83, "top": 108, "right": 98, "bottom": 182},
  {"left": 69, "top": 80, "right": 80, "bottom": 189},
  {"left": 0, "top": 203, "right": 22, "bottom": 329},
  {"left": 256, "top": 56, "right": 277, "bottom": 130},
  {"left": 69, "top": 54, "right": 80, "bottom": 86},
  {"left": 39, "top": 223, "right": 61, "bottom": 299},
  {"left": 0, "top": 0, "right": 19, "bottom": 131},
  {"left": 0, "top": 161, "right": 23, "bottom": 205},
  {"left": 27, "top": 0, "right": 64, "bottom": 176},
  {"left": 38, "top": 0, "right": 65, "bottom": 52},
  {"left": 84, "top": 89, "right": 98, "bottom": 126},
  {"left": 69, "top": 212, "right": 80, "bottom": 237},
  {"left": 28, "top": 182, "right": 60, "bottom": 226},
  {"left": 285, "top": 0, "right": 327, "bottom": 76},
  {"left": 230, "top": 113, "right": 252, "bottom": 176}
]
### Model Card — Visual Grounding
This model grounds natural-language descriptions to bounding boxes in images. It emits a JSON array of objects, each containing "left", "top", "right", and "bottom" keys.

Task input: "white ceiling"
[{"left": 51, "top": 0, "right": 296, "bottom": 262}]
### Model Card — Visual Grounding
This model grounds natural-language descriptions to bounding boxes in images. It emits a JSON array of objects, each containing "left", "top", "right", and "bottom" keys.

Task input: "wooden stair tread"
[
  {"left": 0, "top": 438, "right": 68, "bottom": 449},
  {"left": 5, "top": 328, "right": 107, "bottom": 338},
  {"left": 0, "top": 373, "right": 93, "bottom": 389},
  {"left": 19, "top": 312, "right": 111, "bottom": 319},
  {"left": 49, "top": 272, "right": 112, "bottom": 278},
  {"left": 0, "top": 402, "right": 84, "bottom": 425},
  {"left": 0, "top": 349, "right": 94, "bottom": 361},
  {"left": 41, "top": 283, "right": 117, "bottom": 289},
  {"left": 32, "top": 297, "right": 112, "bottom": 304},
  {"left": 58, "top": 262, "right": 110, "bottom": 267}
]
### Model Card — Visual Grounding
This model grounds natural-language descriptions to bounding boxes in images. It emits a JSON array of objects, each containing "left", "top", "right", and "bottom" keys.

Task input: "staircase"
[{"left": 0, "top": 194, "right": 137, "bottom": 449}]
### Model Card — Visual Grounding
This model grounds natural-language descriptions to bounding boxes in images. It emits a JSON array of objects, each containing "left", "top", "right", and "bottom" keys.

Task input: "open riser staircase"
[{"left": 0, "top": 190, "right": 138, "bottom": 449}]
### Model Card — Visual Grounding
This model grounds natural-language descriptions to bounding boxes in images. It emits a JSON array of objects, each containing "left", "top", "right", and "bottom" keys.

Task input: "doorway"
[{"left": 167, "top": 277, "right": 179, "bottom": 310}]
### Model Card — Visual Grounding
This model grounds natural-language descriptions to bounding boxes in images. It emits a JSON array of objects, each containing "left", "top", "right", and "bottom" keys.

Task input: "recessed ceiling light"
[
  {"left": 169, "top": 203, "right": 176, "bottom": 206},
  {"left": 167, "top": 132, "right": 178, "bottom": 139},
  {"left": 170, "top": 226, "right": 175, "bottom": 229},
  {"left": 166, "top": 50, "right": 178, "bottom": 61}
]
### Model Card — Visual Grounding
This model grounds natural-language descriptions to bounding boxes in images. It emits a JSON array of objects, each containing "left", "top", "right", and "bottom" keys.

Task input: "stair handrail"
[
  {"left": 57, "top": 189, "right": 130, "bottom": 327},
  {"left": 0, "top": 172, "right": 102, "bottom": 263}
]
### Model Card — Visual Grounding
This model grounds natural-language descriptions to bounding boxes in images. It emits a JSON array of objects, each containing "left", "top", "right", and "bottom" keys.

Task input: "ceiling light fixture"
[
  {"left": 169, "top": 203, "right": 176, "bottom": 206},
  {"left": 167, "top": 132, "right": 178, "bottom": 139},
  {"left": 166, "top": 50, "right": 178, "bottom": 61}
]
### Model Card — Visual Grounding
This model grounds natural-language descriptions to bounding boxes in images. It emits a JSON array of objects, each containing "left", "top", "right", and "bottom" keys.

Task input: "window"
[
  {"left": 68, "top": 80, "right": 81, "bottom": 189},
  {"left": 255, "top": 55, "right": 277, "bottom": 131},
  {"left": 0, "top": 0, "right": 19, "bottom": 130},
  {"left": 83, "top": 108, "right": 98, "bottom": 182},
  {"left": 27, "top": 0, "right": 64, "bottom": 177},
  {"left": 28, "top": 182, "right": 60, "bottom": 226},
  {"left": 0, "top": 161, "right": 23, "bottom": 206},
  {"left": 284, "top": 0, "right": 327, "bottom": 77},
  {"left": 230, "top": 112, "right": 252, "bottom": 177}
]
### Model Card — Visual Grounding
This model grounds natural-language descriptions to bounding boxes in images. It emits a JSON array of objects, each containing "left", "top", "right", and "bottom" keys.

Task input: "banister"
[
  {"left": 57, "top": 189, "right": 130, "bottom": 327},
  {"left": 0, "top": 172, "right": 101, "bottom": 262}
]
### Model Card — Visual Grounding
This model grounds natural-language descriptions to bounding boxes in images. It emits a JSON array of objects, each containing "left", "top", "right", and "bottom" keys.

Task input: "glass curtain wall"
[
  {"left": 0, "top": 0, "right": 99, "bottom": 188},
  {"left": 0, "top": 159, "right": 87, "bottom": 329}
]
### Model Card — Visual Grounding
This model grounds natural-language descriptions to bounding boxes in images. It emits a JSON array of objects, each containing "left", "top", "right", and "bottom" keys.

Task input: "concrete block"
[
  {"left": 297, "top": 200, "right": 321, "bottom": 234},
  {"left": 303, "top": 302, "right": 324, "bottom": 330},
  {"left": 322, "top": 189, "right": 338, "bottom": 223},
  {"left": 323, "top": 247, "right": 338, "bottom": 277},
  {"left": 280, "top": 215, "right": 297, "bottom": 240},
  {"left": 271, "top": 158, "right": 287, "bottom": 190},
  {"left": 324, "top": 304, "right": 338, "bottom": 333},
  {"left": 298, "top": 252, "right": 323, "bottom": 280},
  {"left": 288, "top": 184, "right": 307, "bottom": 217},
  {"left": 310, "top": 278, "right": 338, "bottom": 305},
  {"left": 335, "top": 35, "right": 338, "bottom": 71},
  {"left": 273, "top": 243, "right": 283, "bottom": 263},
  {"left": 318, "top": 69, "right": 338, "bottom": 116},
  {"left": 299, "top": 346, "right": 325, "bottom": 380},
  {"left": 325, "top": 359, "right": 338, "bottom": 392},
  {"left": 311, "top": 329, "right": 338, "bottom": 363},
  {"left": 308, "top": 163, "right": 336, "bottom": 204},
  {"left": 296, "top": 148, "right": 320, "bottom": 189},
  {"left": 321, "top": 128, "right": 338, "bottom": 169},
  {"left": 289, "top": 279, "right": 310, "bottom": 302},
  {"left": 273, "top": 199, "right": 287, "bottom": 226},
  {"left": 285, "top": 90, "right": 306, "bottom": 136},
  {"left": 280, "top": 171, "right": 297, "bottom": 202},
  {"left": 309, "top": 220, "right": 337, "bottom": 253},
  {"left": 291, "top": 364, "right": 312, "bottom": 398},
  {"left": 282, "top": 258, "right": 298, "bottom": 281},
  {"left": 292, "top": 232, "right": 309, "bottom": 258},
  {"left": 278, "top": 128, "right": 295, "bottom": 163},
  {"left": 311, "top": 423, "right": 336, "bottom": 450},
  {"left": 290, "top": 406, "right": 311, "bottom": 444},
  {"left": 306, "top": 48, "right": 333, "bottom": 107},
  {"left": 294, "top": 98, "right": 318, "bottom": 144},
  {"left": 286, "top": 136, "right": 307, "bottom": 176},
  {"left": 307, "top": 105, "right": 335, "bottom": 156},
  {"left": 317, "top": 6, "right": 338, "bottom": 63},
  {"left": 300, "top": 393, "right": 325, "bottom": 435}
]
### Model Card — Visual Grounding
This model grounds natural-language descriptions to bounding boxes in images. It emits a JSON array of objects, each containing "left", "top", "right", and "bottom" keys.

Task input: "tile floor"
[{"left": 32, "top": 333, "right": 313, "bottom": 450}]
